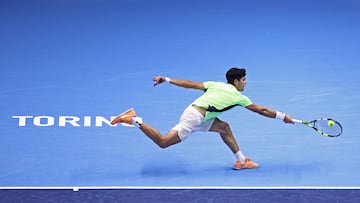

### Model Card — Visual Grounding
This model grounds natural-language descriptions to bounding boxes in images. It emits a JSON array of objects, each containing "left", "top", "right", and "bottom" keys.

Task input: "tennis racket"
[{"left": 292, "top": 118, "right": 343, "bottom": 137}]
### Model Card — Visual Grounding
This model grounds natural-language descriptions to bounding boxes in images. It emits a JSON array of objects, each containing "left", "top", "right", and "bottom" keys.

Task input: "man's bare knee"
[
  {"left": 156, "top": 134, "right": 181, "bottom": 149},
  {"left": 157, "top": 140, "right": 170, "bottom": 148},
  {"left": 220, "top": 121, "right": 232, "bottom": 134}
]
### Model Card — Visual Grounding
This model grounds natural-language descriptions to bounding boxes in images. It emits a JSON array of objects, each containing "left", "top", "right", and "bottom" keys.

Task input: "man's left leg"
[{"left": 209, "top": 118, "right": 259, "bottom": 169}]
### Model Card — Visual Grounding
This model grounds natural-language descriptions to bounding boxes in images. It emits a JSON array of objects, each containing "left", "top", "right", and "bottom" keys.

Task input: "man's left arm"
[{"left": 246, "top": 103, "right": 294, "bottom": 124}]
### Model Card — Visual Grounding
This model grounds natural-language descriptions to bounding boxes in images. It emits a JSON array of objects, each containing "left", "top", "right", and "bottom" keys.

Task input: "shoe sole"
[
  {"left": 233, "top": 162, "right": 260, "bottom": 170},
  {"left": 233, "top": 165, "right": 259, "bottom": 170}
]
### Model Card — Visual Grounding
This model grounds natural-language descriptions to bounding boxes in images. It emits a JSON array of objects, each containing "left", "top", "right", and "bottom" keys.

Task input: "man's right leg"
[
  {"left": 139, "top": 122, "right": 182, "bottom": 148},
  {"left": 111, "top": 108, "right": 181, "bottom": 148}
]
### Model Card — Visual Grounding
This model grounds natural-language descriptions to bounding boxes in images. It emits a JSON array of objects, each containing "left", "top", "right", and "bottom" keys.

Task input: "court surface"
[{"left": 1, "top": 0, "right": 359, "bottom": 201}]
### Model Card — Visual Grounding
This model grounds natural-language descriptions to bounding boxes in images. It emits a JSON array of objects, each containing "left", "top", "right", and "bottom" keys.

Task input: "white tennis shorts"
[{"left": 172, "top": 105, "right": 215, "bottom": 141}]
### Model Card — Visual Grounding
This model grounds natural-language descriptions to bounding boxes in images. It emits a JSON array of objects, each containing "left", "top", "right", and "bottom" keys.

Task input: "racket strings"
[{"left": 314, "top": 120, "right": 342, "bottom": 136}]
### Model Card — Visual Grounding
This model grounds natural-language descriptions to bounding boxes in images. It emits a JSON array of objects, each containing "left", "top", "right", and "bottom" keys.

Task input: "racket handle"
[{"left": 292, "top": 119, "right": 303, "bottom": 124}]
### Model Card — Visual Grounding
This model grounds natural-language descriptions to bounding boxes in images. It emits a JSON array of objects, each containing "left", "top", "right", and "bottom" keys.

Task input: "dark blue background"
[{"left": 1, "top": 0, "right": 359, "bottom": 201}]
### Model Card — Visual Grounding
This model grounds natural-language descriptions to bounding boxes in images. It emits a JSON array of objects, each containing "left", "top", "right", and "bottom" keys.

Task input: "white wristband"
[
  {"left": 276, "top": 111, "right": 286, "bottom": 120},
  {"left": 164, "top": 77, "right": 171, "bottom": 82}
]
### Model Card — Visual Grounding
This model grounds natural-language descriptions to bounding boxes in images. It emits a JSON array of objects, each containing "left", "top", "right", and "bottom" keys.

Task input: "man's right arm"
[{"left": 153, "top": 76, "right": 205, "bottom": 90}]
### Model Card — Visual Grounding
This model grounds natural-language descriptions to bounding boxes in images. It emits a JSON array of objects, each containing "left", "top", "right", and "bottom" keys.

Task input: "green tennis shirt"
[{"left": 192, "top": 81, "right": 253, "bottom": 121}]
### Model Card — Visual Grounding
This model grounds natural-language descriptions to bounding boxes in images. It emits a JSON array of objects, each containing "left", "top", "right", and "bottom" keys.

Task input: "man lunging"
[{"left": 111, "top": 67, "right": 294, "bottom": 169}]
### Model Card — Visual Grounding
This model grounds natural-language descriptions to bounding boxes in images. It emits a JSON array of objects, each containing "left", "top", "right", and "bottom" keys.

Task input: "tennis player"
[{"left": 111, "top": 67, "right": 294, "bottom": 169}]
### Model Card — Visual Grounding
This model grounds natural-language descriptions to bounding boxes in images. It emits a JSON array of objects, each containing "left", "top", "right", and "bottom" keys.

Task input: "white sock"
[
  {"left": 131, "top": 117, "right": 143, "bottom": 128},
  {"left": 235, "top": 151, "right": 246, "bottom": 163}
]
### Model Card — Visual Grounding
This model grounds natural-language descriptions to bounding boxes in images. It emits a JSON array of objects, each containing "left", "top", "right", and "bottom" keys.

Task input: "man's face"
[{"left": 234, "top": 76, "right": 247, "bottom": 91}]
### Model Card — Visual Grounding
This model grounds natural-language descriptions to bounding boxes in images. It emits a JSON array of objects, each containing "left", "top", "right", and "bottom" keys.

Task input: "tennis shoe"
[
  {"left": 233, "top": 157, "right": 259, "bottom": 170},
  {"left": 111, "top": 108, "right": 137, "bottom": 125}
]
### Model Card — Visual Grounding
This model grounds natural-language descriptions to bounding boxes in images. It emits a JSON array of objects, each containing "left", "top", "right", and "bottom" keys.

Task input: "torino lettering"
[{"left": 12, "top": 116, "right": 117, "bottom": 127}]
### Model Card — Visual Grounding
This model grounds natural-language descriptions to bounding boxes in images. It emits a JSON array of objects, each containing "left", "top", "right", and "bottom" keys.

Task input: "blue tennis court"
[{"left": 1, "top": 0, "right": 359, "bottom": 201}]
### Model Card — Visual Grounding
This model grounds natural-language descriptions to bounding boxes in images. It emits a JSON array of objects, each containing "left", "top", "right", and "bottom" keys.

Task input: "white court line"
[{"left": 0, "top": 186, "right": 359, "bottom": 190}]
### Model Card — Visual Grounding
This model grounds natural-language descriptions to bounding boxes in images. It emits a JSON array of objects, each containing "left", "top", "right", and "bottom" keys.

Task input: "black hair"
[{"left": 226, "top": 67, "right": 246, "bottom": 85}]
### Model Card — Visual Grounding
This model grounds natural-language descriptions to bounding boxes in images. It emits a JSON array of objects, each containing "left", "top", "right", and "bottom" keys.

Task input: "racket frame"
[{"left": 293, "top": 118, "right": 342, "bottom": 137}]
